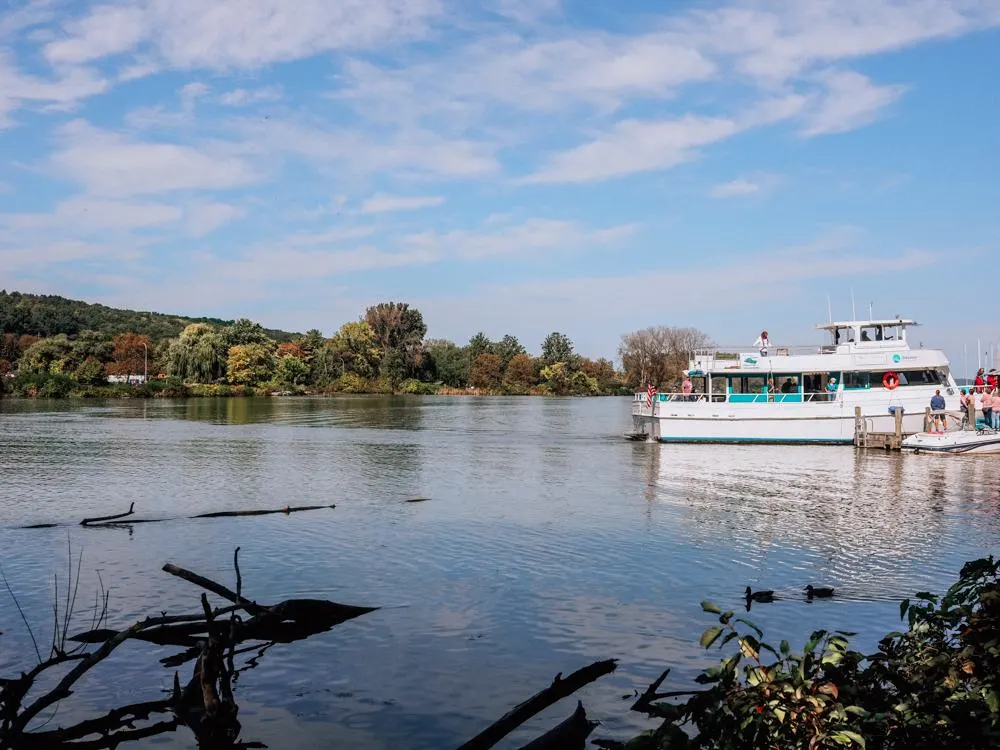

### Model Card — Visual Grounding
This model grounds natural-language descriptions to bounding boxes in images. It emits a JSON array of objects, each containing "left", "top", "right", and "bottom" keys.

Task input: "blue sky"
[{"left": 1, "top": 0, "right": 998, "bottom": 371}]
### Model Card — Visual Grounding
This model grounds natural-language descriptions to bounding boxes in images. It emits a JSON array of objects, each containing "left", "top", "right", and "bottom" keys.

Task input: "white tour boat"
[{"left": 630, "top": 318, "right": 961, "bottom": 445}]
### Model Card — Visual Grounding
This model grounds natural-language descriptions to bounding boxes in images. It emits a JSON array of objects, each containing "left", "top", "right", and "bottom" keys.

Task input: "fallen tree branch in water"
[
  {"left": 1, "top": 548, "right": 376, "bottom": 750},
  {"left": 18, "top": 503, "right": 336, "bottom": 530},
  {"left": 80, "top": 502, "right": 135, "bottom": 526},
  {"left": 456, "top": 659, "right": 617, "bottom": 750}
]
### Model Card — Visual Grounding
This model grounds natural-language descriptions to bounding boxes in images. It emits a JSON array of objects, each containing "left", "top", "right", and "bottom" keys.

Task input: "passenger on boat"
[
  {"left": 988, "top": 369, "right": 998, "bottom": 392},
  {"left": 982, "top": 389, "right": 994, "bottom": 429},
  {"left": 930, "top": 390, "right": 947, "bottom": 433},
  {"left": 974, "top": 368, "right": 986, "bottom": 393},
  {"left": 992, "top": 389, "right": 1000, "bottom": 430},
  {"left": 754, "top": 330, "right": 770, "bottom": 356},
  {"left": 826, "top": 376, "right": 838, "bottom": 400},
  {"left": 681, "top": 372, "right": 693, "bottom": 401},
  {"left": 780, "top": 378, "right": 796, "bottom": 394}
]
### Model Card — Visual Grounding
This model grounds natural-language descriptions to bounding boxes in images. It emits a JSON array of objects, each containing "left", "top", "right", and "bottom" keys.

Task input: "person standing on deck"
[
  {"left": 930, "top": 390, "right": 947, "bottom": 433},
  {"left": 681, "top": 372, "right": 693, "bottom": 401},
  {"left": 982, "top": 388, "right": 994, "bottom": 430},
  {"left": 992, "top": 389, "right": 1000, "bottom": 430},
  {"left": 974, "top": 368, "right": 986, "bottom": 393},
  {"left": 988, "top": 369, "right": 998, "bottom": 392},
  {"left": 826, "top": 376, "right": 838, "bottom": 401},
  {"left": 754, "top": 330, "right": 771, "bottom": 356}
]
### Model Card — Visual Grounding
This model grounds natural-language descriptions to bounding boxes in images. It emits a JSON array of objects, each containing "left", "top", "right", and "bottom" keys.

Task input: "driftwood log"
[
  {"left": 0, "top": 548, "right": 375, "bottom": 750},
  {"left": 20, "top": 503, "right": 337, "bottom": 529}
]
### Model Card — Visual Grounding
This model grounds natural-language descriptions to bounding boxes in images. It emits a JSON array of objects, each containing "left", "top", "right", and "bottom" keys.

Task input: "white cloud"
[
  {"left": 0, "top": 197, "right": 182, "bottom": 232},
  {"left": 403, "top": 218, "right": 635, "bottom": 261},
  {"left": 44, "top": 0, "right": 444, "bottom": 71},
  {"left": 283, "top": 226, "right": 377, "bottom": 247},
  {"left": 0, "top": 51, "right": 108, "bottom": 127},
  {"left": 710, "top": 173, "right": 785, "bottom": 198},
  {"left": 360, "top": 193, "right": 445, "bottom": 214},
  {"left": 801, "top": 70, "right": 907, "bottom": 136},
  {"left": 234, "top": 116, "right": 499, "bottom": 179},
  {"left": 489, "top": 0, "right": 561, "bottom": 25},
  {"left": 186, "top": 202, "right": 247, "bottom": 237},
  {"left": 48, "top": 120, "right": 259, "bottom": 196},
  {"left": 711, "top": 178, "right": 762, "bottom": 198},
  {"left": 526, "top": 115, "right": 740, "bottom": 184},
  {"left": 218, "top": 86, "right": 283, "bottom": 106}
]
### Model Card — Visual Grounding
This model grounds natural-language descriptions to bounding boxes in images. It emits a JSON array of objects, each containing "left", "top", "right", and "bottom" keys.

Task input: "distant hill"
[{"left": 0, "top": 290, "right": 298, "bottom": 342}]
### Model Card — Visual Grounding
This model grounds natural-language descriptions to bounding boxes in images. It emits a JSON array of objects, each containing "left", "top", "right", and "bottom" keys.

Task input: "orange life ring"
[{"left": 883, "top": 372, "right": 899, "bottom": 390}]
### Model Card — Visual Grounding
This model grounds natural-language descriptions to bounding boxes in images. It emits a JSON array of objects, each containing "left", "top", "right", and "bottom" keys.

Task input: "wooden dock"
[{"left": 853, "top": 406, "right": 932, "bottom": 450}]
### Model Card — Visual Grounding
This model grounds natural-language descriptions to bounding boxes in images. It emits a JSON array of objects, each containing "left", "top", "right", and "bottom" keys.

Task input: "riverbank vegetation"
[{"left": 2, "top": 291, "right": 702, "bottom": 399}]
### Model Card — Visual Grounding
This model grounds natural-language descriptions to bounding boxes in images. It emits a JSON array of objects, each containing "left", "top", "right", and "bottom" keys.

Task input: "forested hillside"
[{"left": 0, "top": 290, "right": 296, "bottom": 342}]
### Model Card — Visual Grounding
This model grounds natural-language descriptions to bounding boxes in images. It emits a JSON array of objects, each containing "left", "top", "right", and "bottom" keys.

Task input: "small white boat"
[{"left": 901, "top": 429, "right": 1000, "bottom": 455}]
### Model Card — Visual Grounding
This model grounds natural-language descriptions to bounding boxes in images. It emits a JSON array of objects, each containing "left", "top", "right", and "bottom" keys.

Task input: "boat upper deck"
[{"left": 689, "top": 318, "right": 947, "bottom": 374}]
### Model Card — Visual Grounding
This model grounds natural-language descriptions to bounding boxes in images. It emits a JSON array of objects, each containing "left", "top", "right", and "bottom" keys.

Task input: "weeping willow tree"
[{"left": 166, "top": 324, "right": 227, "bottom": 383}]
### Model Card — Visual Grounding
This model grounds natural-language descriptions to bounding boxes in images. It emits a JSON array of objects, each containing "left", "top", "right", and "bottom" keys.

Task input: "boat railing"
[
  {"left": 631, "top": 390, "right": 839, "bottom": 410},
  {"left": 691, "top": 344, "right": 839, "bottom": 367}
]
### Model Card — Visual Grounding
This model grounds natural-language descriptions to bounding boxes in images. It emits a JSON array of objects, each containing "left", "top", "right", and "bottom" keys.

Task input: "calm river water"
[{"left": 1, "top": 396, "right": 998, "bottom": 748}]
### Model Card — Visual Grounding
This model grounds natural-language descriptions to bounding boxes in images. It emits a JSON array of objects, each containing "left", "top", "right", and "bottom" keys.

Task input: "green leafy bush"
[{"left": 602, "top": 556, "right": 1000, "bottom": 750}]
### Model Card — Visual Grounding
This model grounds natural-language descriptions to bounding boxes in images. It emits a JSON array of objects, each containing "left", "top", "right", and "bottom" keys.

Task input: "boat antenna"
[
  {"left": 869, "top": 301, "right": 873, "bottom": 320},
  {"left": 964, "top": 342, "right": 969, "bottom": 383},
  {"left": 978, "top": 338, "right": 982, "bottom": 372},
  {"left": 850, "top": 288, "right": 856, "bottom": 320},
  {"left": 827, "top": 294, "right": 832, "bottom": 324}
]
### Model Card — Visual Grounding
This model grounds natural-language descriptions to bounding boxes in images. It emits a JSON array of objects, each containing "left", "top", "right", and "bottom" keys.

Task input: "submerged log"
[
  {"left": 20, "top": 502, "right": 336, "bottom": 530},
  {"left": 518, "top": 701, "right": 597, "bottom": 750}
]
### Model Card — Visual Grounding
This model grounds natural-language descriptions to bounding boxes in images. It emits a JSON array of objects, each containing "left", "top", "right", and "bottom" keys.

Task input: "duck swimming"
[
  {"left": 745, "top": 586, "right": 774, "bottom": 603},
  {"left": 805, "top": 585, "right": 835, "bottom": 599}
]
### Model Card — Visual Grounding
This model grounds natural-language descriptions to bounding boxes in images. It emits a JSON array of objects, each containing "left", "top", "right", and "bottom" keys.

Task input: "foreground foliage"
[{"left": 601, "top": 555, "right": 1000, "bottom": 749}]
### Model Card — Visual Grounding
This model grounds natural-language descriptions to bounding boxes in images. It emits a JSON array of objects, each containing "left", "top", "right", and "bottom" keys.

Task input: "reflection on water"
[{"left": 1, "top": 396, "right": 998, "bottom": 749}]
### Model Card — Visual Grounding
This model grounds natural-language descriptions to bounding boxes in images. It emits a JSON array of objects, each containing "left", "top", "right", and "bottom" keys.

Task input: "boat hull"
[{"left": 632, "top": 399, "right": 930, "bottom": 445}]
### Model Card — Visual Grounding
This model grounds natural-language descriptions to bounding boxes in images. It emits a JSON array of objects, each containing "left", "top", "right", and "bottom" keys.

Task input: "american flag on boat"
[{"left": 646, "top": 383, "right": 656, "bottom": 408}]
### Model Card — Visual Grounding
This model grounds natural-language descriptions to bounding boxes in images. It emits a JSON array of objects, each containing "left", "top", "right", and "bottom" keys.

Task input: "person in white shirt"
[{"left": 754, "top": 330, "right": 771, "bottom": 356}]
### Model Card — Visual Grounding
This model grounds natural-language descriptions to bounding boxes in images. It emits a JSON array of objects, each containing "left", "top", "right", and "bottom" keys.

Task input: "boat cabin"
[{"left": 817, "top": 319, "right": 913, "bottom": 350}]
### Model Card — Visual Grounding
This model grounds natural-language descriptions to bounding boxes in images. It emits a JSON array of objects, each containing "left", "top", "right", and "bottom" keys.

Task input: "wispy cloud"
[
  {"left": 710, "top": 173, "right": 785, "bottom": 199},
  {"left": 801, "top": 70, "right": 908, "bottom": 136},
  {"left": 48, "top": 120, "right": 259, "bottom": 197},
  {"left": 218, "top": 86, "right": 283, "bottom": 106},
  {"left": 360, "top": 193, "right": 445, "bottom": 214},
  {"left": 43, "top": 0, "right": 445, "bottom": 71}
]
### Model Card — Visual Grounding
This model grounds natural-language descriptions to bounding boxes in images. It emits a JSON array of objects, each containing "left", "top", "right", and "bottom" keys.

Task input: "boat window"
[
  {"left": 859, "top": 325, "right": 886, "bottom": 342},
  {"left": 729, "top": 376, "right": 768, "bottom": 394},
  {"left": 776, "top": 375, "right": 799, "bottom": 393},
  {"left": 843, "top": 371, "right": 871, "bottom": 389},
  {"left": 802, "top": 372, "right": 837, "bottom": 401}
]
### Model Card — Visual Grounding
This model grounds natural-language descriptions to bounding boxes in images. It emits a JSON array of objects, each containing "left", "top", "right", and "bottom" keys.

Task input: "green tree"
[
  {"left": 540, "top": 362, "right": 598, "bottom": 395},
  {"left": 226, "top": 343, "right": 277, "bottom": 386},
  {"left": 276, "top": 356, "right": 310, "bottom": 387},
  {"left": 220, "top": 318, "right": 275, "bottom": 350},
  {"left": 167, "top": 324, "right": 227, "bottom": 383},
  {"left": 467, "top": 332, "right": 495, "bottom": 362},
  {"left": 495, "top": 334, "right": 526, "bottom": 368},
  {"left": 379, "top": 348, "right": 407, "bottom": 391},
  {"left": 69, "top": 330, "right": 113, "bottom": 368},
  {"left": 540, "top": 331, "right": 575, "bottom": 366},
  {"left": 580, "top": 357, "right": 619, "bottom": 392},
  {"left": 294, "top": 329, "right": 325, "bottom": 360},
  {"left": 424, "top": 339, "right": 470, "bottom": 387},
  {"left": 469, "top": 352, "right": 503, "bottom": 390},
  {"left": 74, "top": 356, "right": 107, "bottom": 385},
  {"left": 364, "top": 302, "right": 427, "bottom": 375},
  {"left": 329, "top": 321, "right": 381, "bottom": 378},
  {"left": 19, "top": 335, "right": 73, "bottom": 374}
]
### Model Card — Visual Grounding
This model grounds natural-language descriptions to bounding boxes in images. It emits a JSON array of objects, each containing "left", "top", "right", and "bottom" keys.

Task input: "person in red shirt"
[
  {"left": 988, "top": 369, "right": 998, "bottom": 392},
  {"left": 974, "top": 368, "right": 986, "bottom": 393}
]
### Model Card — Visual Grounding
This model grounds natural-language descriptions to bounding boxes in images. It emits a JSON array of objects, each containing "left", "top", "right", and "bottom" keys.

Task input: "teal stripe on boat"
[{"left": 656, "top": 437, "right": 853, "bottom": 444}]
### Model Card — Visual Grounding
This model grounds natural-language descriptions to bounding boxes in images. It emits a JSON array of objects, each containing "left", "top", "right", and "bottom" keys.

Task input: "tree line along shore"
[{"left": 1, "top": 291, "right": 707, "bottom": 399}]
